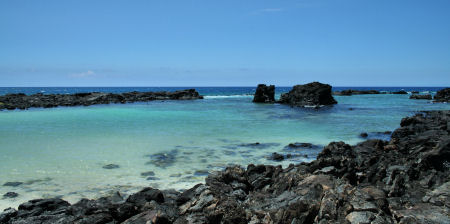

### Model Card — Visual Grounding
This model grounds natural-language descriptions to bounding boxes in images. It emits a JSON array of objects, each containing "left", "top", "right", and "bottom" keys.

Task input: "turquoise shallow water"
[{"left": 0, "top": 87, "right": 449, "bottom": 210}]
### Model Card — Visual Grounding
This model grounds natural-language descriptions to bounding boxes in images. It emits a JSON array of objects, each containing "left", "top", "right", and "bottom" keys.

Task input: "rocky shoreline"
[
  {"left": 0, "top": 89, "right": 203, "bottom": 110},
  {"left": 1, "top": 110, "right": 449, "bottom": 223}
]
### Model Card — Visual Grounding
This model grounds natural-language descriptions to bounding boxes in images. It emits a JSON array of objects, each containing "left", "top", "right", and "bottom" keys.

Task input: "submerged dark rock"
[
  {"left": 3, "top": 111, "right": 450, "bottom": 223},
  {"left": 286, "top": 142, "right": 315, "bottom": 148},
  {"left": 434, "top": 87, "right": 450, "bottom": 102},
  {"left": 3, "top": 182, "right": 23, "bottom": 187},
  {"left": 410, "top": 94, "right": 432, "bottom": 100},
  {"left": 102, "top": 164, "right": 120, "bottom": 169},
  {"left": 269, "top": 152, "right": 284, "bottom": 161},
  {"left": 252, "top": 84, "right": 275, "bottom": 103},
  {"left": 3, "top": 192, "right": 18, "bottom": 198},
  {"left": 146, "top": 150, "right": 179, "bottom": 168},
  {"left": 237, "top": 142, "right": 280, "bottom": 149},
  {"left": 193, "top": 170, "right": 210, "bottom": 176},
  {"left": 140, "top": 171, "right": 155, "bottom": 177},
  {"left": 278, "top": 82, "right": 337, "bottom": 107},
  {"left": 360, "top": 132, "right": 368, "bottom": 138},
  {"left": 0, "top": 89, "right": 203, "bottom": 110}
]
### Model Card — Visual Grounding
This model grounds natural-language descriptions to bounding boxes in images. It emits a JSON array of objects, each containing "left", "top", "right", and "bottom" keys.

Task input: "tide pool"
[{"left": 0, "top": 89, "right": 449, "bottom": 210}]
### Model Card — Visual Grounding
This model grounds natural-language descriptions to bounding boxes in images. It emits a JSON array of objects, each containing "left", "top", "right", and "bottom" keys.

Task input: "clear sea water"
[{"left": 0, "top": 86, "right": 449, "bottom": 210}]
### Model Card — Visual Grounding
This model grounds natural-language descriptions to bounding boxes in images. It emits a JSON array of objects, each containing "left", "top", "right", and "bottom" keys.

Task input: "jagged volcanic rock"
[
  {"left": 410, "top": 94, "right": 432, "bottom": 100},
  {"left": 278, "top": 82, "right": 337, "bottom": 107},
  {"left": 434, "top": 87, "right": 450, "bottom": 102},
  {"left": 0, "top": 89, "right": 203, "bottom": 110},
  {"left": 252, "top": 84, "right": 275, "bottom": 103}
]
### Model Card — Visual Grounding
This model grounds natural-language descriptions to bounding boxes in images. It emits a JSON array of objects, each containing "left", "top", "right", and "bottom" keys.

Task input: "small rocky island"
[
  {"left": 278, "top": 82, "right": 337, "bottom": 107},
  {"left": 253, "top": 82, "right": 337, "bottom": 107},
  {"left": 434, "top": 87, "right": 450, "bottom": 102},
  {"left": 0, "top": 89, "right": 203, "bottom": 110},
  {"left": 252, "top": 84, "right": 275, "bottom": 103},
  {"left": 3, "top": 110, "right": 448, "bottom": 223}
]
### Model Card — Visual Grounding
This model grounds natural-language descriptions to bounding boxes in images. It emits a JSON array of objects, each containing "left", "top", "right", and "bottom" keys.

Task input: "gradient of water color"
[{"left": 0, "top": 87, "right": 449, "bottom": 210}]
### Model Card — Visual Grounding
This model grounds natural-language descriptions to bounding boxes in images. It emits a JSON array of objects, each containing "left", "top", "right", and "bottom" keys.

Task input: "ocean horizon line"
[{"left": 0, "top": 85, "right": 448, "bottom": 88}]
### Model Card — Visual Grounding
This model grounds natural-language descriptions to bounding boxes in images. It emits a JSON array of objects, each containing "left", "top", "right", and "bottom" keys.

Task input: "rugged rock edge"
[
  {"left": 0, "top": 89, "right": 203, "bottom": 110},
  {"left": 1, "top": 111, "right": 449, "bottom": 224}
]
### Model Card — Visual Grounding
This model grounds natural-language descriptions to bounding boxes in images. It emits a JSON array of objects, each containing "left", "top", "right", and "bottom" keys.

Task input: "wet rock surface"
[
  {"left": 3, "top": 192, "right": 18, "bottom": 199},
  {"left": 334, "top": 89, "right": 381, "bottom": 96},
  {"left": 410, "top": 94, "right": 432, "bottom": 100},
  {"left": 2, "top": 110, "right": 449, "bottom": 223},
  {"left": 252, "top": 84, "right": 275, "bottom": 103},
  {"left": 146, "top": 149, "right": 179, "bottom": 168},
  {"left": 434, "top": 87, "right": 450, "bottom": 102},
  {"left": 102, "top": 164, "right": 120, "bottom": 169},
  {"left": 392, "top": 90, "right": 408, "bottom": 94},
  {"left": 3, "top": 182, "right": 23, "bottom": 187},
  {"left": 278, "top": 82, "right": 337, "bottom": 107},
  {"left": 0, "top": 89, "right": 203, "bottom": 110}
]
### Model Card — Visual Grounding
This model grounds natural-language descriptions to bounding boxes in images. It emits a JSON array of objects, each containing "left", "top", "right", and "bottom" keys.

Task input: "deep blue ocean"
[
  {"left": 0, "top": 86, "right": 445, "bottom": 96},
  {"left": 0, "top": 86, "right": 448, "bottom": 210}
]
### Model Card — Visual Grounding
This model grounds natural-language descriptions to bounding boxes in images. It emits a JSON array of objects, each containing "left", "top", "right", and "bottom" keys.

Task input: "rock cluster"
[
  {"left": 392, "top": 90, "right": 408, "bottom": 94},
  {"left": 0, "top": 89, "right": 203, "bottom": 110},
  {"left": 252, "top": 84, "right": 275, "bottom": 103},
  {"left": 434, "top": 87, "right": 450, "bottom": 102},
  {"left": 409, "top": 94, "right": 432, "bottom": 100},
  {"left": 278, "top": 82, "right": 337, "bottom": 107},
  {"left": 334, "top": 90, "right": 381, "bottom": 96},
  {"left": 1, "top": 111, "right": 449, "bottom": 223}
]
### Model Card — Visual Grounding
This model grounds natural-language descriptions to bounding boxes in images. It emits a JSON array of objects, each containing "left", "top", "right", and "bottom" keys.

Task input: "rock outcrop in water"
[
  {"left": 252, "top": 84, "right": 275, "bottom": 103},
  {"left": 333, "top": 89, "right": 381, "bottom": 96},
  {"left": 278, "top": 82, "right": 337, "bottom": 107},
  {"left": 434, "top": 87, "right": 450, "bottom": 102},
  {"left": 409, "top": 94, "right": 432, "bottom": 100},
  {"left": 392, "top": 90, "right": 408, "bottom": 94},
  {"left": 2, "top": 111, "right": 449, "bottom": 223},
  {"left": 0, "top": 89, "right": 203, "bottom": 110}
]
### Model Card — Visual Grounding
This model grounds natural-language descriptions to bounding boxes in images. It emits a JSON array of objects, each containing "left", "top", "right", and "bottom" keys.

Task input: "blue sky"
[{"left": 1, "top": 0, "right": 449, "bottom": 86}]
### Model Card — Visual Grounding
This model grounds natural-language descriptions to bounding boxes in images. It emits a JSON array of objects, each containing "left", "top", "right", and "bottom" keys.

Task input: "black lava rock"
[
  {"left": 0, "top": 89, "right": 203, "bottom": 110},
  {"left": 253, "top": 84, "right": 275, "bottom": 103},
  {"left": 3, "top": 192, "right": 19, "bottom": 198},
  {"left": 3, "top": 182, "right": 23, "bottom": 187},
  {"left": 410, "top": 94, "right": 432, "bottom": 100},
  {"left": 102, "top": 164, "right": 120, "bottom": 169},
  {"left": 434, "top": 88, "right": 450, "bottom": 102},
  {"left": 278, "top": 82, "right": 337, "bottom": 107}
]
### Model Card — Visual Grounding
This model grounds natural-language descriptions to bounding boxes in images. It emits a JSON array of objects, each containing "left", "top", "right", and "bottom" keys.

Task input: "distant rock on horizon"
[{"left": 333, "top": 89, "right": 381, "bottom": 96}]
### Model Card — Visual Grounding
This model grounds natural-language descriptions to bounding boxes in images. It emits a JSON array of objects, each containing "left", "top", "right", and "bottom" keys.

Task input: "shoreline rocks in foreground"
[
  {"left": 278, "top": 82, "right": 337, "bottom": 107},
  {"left": 252, "top": 84, "right": 275, "bottom": 103},
  {"left": 0, "top": 89, "right": 203, "bottom": 110},
  {"left": 3, "top": 110, "right": 448, "bottom": 223}
]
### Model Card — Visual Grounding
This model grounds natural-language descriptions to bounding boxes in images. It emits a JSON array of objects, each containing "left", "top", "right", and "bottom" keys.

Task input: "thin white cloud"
[
  {"left": 70, "top": 70, "right": 96, "bottom": 78},
  {"left": 251, "top": 8, "right": 284, "bottom": 15},
  {"left": 260, "top": 8, "right": 283, "bottom": 12}
]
